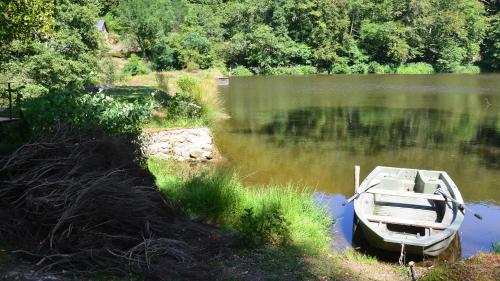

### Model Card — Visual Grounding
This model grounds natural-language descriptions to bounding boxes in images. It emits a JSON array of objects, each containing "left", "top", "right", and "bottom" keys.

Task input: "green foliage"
[
  {"left": 452, "top": 64, "right": 481, "bottom": 74},
  {"left": 22, "top": 93, "right": 154, "bottom": 135},
  {"left": 123, "top": 54, "right": 150, "bottom": 76},
  {"left": 483, "top": 14, "right": 500, "bottom": 70},
  {"left": 2, "top": 0, "right": 102, "bottom": 94},
  {"left": 493, "top": 242, "right": 500, "bottom": 253},
  {"left": 231, "top": 66, "right": 254, "bottom": 76},
  {"left": 267, "top": 65, "right": 317, "bottom": 75},
  {"left": 117, "top": 0, "right": 186, "bottom": 57},
  {"left": 360, "top": 21, "right": 410, "bottom": 64},
  {"left": 239, "top": 207, "right": 291, "bottom": 247},
  {"left": 98, "top": 56, "right": 117, "bottom": 84},
  {"left": 163, "top": 93, "right": 203, "bottom": 120},
  {"left": 0, "top": 0, "right": 54, "bottom": 43},
  {"left": 149, "top": 158, "right": 331, "bottom": 253},
  {"left": 368, "top": 62, "right": 393, "bottom": 74},
  {"left": 396, "top": 63, "right": 435, "bottom": 74},
  {"left": 177, "top": 76, "right": 202, "bottom": 97}
]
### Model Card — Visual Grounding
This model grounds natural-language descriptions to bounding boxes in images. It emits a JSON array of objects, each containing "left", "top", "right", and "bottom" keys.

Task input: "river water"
[{"left": 216, "top": 74, "right": 500, "bottom": 259}]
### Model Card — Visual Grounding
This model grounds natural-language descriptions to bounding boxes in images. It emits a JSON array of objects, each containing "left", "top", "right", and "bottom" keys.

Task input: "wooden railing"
[{"left": 0, "top": 81, "right": 22, "bottom": 121}]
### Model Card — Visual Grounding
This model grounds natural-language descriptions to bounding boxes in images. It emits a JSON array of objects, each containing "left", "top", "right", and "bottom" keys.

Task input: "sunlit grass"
[
  {"left": 344, "top": 248, "right": 378, "bottom": 264},
  {"left": 148, "top": 158, "right": 332, "bottom": 255}
]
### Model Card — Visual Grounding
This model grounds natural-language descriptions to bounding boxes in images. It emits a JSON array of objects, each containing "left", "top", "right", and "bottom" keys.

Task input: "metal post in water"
[{"left": 354, "top": 165, "right": 360, "bottom": 192}]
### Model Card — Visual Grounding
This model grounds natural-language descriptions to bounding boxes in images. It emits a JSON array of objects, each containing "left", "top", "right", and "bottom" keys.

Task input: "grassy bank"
[
  {"left": 419, "top": 253, "right": 500, "bottom": 281},
  {"left": 103, "top": 69, "right": 223, "bottom": 129},
  {"left": 148, "top": 158, "right": 331, "bottom": 254}
]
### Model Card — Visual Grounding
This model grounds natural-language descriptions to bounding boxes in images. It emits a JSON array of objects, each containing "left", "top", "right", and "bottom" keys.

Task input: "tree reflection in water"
[{"left": 258, "top": 106, "right": 500, "bottom": 169}]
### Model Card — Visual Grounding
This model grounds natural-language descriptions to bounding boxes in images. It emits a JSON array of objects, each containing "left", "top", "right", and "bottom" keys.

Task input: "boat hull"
[
  {"left": 353, "top": 166, "right": 465, "bottom": 257},
  {"left": 358, "top": 220, "right": 456, "bottom": 256}
]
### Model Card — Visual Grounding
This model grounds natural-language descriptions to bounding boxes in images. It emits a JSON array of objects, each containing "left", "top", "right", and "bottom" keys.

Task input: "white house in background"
[{"left": 95, "top": 20, "right": 108, "bottom": 40}]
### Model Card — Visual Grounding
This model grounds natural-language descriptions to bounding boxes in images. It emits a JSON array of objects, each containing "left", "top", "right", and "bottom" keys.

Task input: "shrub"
[
  {"left": 395, "top": 63, "right": 435, "bottom": 74},
  {"left": 164, "top": 93, "right": 203, "bottom": 119},
  {"left": 349, "top": 63, "right": 369, "bottom": 74},
  {"left": 186, "top": 61, "right": 200, "bottom": 72},
  {"left": 231, "top": 66, "right": 254, "bottom": 76},
  {"left": 22, "top": 93, "right": 154, "bottom": 135},
  {"left": 331, "top": 59, "right": 351, "bottom": 74},
  {"left": 267, "top": 65, "right": 317, "bottom": 75},
  {"left": 493, "top": 242, "right": 500, "bottom": 254},
  {"left": 368, "top": 62, "right": 394, "bottom": 74},
  {"left": 176, "top": 76, "right": 204, "bottom": 102},
  {"left": 452, "top": 65, "right": 481, "bottom": 74},
  {"left": 99, "top": 56, "right": 117, "bottom": 85},
  {"left": 123, "top": 54, "right": 150, "bottom": 76}
]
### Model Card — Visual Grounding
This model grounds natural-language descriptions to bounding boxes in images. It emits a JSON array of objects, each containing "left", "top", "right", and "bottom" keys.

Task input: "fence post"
[{"left": 7, "top": 82, "right": 13, "bottom": 120}]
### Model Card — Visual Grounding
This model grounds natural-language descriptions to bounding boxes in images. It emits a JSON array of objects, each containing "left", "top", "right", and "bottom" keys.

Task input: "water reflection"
[
  {"left": 217, "top": 74, "right": 500, "bottom": 257},
  {"left": 259, "top": 106, "right": 500, "bottom": 168}
]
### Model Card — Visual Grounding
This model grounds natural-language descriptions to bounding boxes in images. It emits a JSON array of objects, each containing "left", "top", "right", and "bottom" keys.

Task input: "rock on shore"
[{"left": 144, "top": 128, "right": 219, "bottom": 161}]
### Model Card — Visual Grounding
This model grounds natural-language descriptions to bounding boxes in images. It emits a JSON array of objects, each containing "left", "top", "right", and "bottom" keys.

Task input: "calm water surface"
[{"left": 216, "top": 74, "right": 500, "bottom": 258}]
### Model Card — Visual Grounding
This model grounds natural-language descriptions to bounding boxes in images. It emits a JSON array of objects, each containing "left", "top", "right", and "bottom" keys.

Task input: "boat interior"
[{"left": 358, "top": 168, "right": 458, "bottom": 238}]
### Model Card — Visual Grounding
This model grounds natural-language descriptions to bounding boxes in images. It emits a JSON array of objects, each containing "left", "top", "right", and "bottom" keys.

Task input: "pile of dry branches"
[{"left": 0, "top": 129, "right": 226, "bottom": 280}]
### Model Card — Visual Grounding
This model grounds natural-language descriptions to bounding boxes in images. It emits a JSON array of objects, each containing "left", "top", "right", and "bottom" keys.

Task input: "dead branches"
[{"left": 0, "top": 130, "right": 226, "bottom": 280}]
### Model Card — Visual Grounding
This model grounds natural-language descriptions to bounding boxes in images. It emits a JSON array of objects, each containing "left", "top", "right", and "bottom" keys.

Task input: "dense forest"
[
  {"left": 108, "top": 0, "right": 500, "bottom": 74},
  {"left": 1, "top": 0, "right": 500, "bottom": 92}
]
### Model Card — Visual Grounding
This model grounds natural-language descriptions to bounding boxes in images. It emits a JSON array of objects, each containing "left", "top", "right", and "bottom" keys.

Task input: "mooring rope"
[{"left": 399, "top": 243, "right": 406, "bottom": 266}]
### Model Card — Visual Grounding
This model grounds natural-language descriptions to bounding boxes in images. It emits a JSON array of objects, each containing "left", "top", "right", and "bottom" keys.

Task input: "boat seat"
[
  {"left": 366, "top": 214, "right": 448, "bottom": 230},
  {"left": 367, "top": 188, "right": 446, "bottom": 201}
]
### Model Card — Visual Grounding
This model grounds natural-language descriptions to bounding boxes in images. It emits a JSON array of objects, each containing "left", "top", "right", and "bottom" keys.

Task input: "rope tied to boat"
[{"left": 399, "top": 243, "right": 406, "bottom": 266}]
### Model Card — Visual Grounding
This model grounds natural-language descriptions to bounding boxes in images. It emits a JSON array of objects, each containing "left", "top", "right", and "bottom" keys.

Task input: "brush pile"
[{"left": 0, "top": 129, "right": 227, "bottom": 280}]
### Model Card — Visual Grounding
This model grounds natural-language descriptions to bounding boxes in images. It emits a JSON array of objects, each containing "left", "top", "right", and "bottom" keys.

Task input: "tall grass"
[
  {"left": 143, "top": 70, "right": 225, "bottom": 129},
  {"left": 148, "top": 158, "right": 332, "bottom": 254}
]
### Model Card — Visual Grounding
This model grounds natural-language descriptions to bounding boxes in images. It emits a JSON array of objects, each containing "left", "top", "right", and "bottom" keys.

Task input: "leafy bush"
[
  {"left": 123, "top": 54, "right": 150, "bottom": 76},
  {"left": 186, "top": 61, "right": 200, "bottom": 72},
  {"left": 452, "top": 65, "right": 481, "bottom": 74},
  {"left": 231, "top": 66, "right": 254, "bottom": 76},
  {"left": 368, "top": 62, "right": 394, "bottom": 74},
  {"left": 164, "top": 93, "right": 203, "bottom": 119},
  {"left": 349, "top": 63, "right": 369, "bottom": 74},
  {"left": 99, "top": 56, "right": 117, "bottom": 85},
  {"left": 267, "top": 65, "right": 317, "bottom": 75},
  {"left": 176, "top": 76, "right": 202, "bottom": 98},
  {"left": 492, "top": 242, "right": 500, "bottom": 254},
  {"left": 331, "top": 59, "right": 351, "bottom": 74},
  {"left": 396, "top": 63, "right": 435, "bottom": 74},
  {"left": 22, "top": 93, "right": 154, "bottom": 135}
]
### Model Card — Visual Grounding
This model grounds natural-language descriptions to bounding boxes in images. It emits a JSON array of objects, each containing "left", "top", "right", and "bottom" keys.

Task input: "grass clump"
[
  {"left": 145, "top": 72, "right": 224, "bottom": 129},
  {"left": 344, "top": 248, "right": 377, "bottom": 265},
  {"left": 395, "top": 63, "right": 435, "bottom": 74},
  {"left": 420, "top": 253, "right": 500, "bottom": 281},
  {"left": 148, "top": 158, "right": 332, "bottom": 254}
]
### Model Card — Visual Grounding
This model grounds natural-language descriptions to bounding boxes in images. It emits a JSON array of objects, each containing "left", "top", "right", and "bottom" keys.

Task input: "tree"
[
  {"left": 3, "top": 0, "right": 103, "bottom": 94},
  {"left": 482, "top": 14, "right": 500, "bottom": 70},
  {"left": 0, "top": 0, "right": 55, "bottom": 44},
  {"left": 117, "top": 0, "right": 186, "bottom": 57}
]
